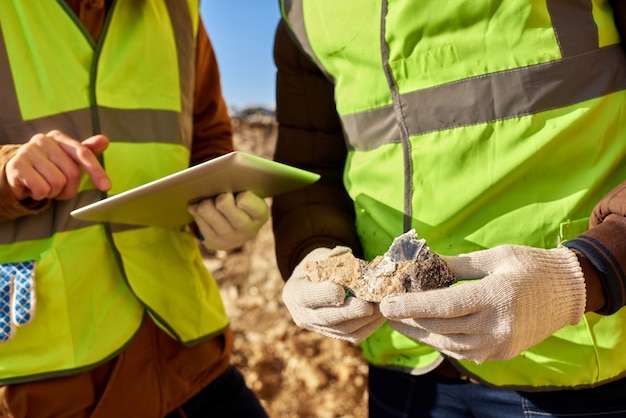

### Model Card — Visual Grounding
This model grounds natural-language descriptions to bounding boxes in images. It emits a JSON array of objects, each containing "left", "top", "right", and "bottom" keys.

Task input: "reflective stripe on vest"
[
  {"left": 282, "top": 0, "right": 626, "bottom": 388},
  {"left": 0, "top": 1, "right": 229, "bottom": 384}
]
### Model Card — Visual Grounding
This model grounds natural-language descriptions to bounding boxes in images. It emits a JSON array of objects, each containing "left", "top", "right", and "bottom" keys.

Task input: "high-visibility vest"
[
  {"left": 282, "top": 0, "right": 626, "bottom": 388},
  {"left": 0, "top": 1, "right": 229, "bottom": 385}
]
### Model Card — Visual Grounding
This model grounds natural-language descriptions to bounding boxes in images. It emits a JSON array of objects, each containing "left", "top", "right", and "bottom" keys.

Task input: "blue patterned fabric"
[{"left": 0, "top": 261, "right": 36, "bottom": 342}]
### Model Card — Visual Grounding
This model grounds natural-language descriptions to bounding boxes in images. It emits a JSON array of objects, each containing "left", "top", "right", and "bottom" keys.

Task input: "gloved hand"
[
  {"left": 282, "top": 247, "right": 385, "bottom": 344},
  {"left": 0, "top": 261, "right": 36, "bottom": 342},
  {"left": 380, "top": 245, "right": 586, "bottom": 363},
  {"left": 188, "top": 191, "right": 269, "bottom": 251}
]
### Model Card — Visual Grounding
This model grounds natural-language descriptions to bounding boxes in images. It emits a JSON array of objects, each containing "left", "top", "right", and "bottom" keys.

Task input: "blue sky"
[{"left": 200, "top": 1, "right": 282, "bottom": 109}]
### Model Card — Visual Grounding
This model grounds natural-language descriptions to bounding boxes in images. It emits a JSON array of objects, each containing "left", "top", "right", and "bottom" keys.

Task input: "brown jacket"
[
  {"left": 271, "top": 15, "right": 626, "bottom": 315},
  {"left": 0, "top": 1, "right": 235, "bottom": 416}
]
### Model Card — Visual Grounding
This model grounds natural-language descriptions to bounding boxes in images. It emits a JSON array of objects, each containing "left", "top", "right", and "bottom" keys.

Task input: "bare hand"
[{"left": 5, "top": 130, "right": 111, "bottom": 201}]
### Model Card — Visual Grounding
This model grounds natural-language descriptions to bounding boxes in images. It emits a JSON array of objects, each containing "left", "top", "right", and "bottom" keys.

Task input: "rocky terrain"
[{"left": 206, "top": 114, "right": 369, "bottom": 417}]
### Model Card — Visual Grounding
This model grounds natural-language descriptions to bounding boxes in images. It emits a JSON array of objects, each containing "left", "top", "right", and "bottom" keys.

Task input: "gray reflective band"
[
  {"left": 547, "top": 0, "right": 598, "bottom": 57},
  {"left": 0, "top": 190, "right": 101, "bottom": 244},
  {"left": 0, "top": 22, "right": 22, "bottom": 142},
  {"left": 99, "top": 108, "right": 181, "bottom": 144},
  {"left": 343, "top": 45, "right": 626, "bottom": 151},
  {"left": 282, "top": 0, "right": 335, "bottom": 83},
  {"left": 0, "top": 189, "right": 147, "bottom": 244},
  {"left": 164, "top": 0, "right": 194, "bottom": 149},
  {"left": 0, "top": 106, "right": 181, "bottom": 148}
]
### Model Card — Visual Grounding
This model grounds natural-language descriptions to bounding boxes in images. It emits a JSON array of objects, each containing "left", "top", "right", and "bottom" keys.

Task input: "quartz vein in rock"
[{"left": 304, "top": 229, "right": 456, "bottom": 302}]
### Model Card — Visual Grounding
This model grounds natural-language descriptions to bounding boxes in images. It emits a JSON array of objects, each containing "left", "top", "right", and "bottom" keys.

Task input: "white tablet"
[{"left": 70, "top": 151, "right": 320, "bottom": 227}]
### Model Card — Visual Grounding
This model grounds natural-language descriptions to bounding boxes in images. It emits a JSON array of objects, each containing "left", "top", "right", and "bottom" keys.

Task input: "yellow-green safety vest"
[
  {"left": 282, "top": 0, "right": 626, "bottom": 389},
  {"left": 0, "top": 0, "right": 229, "bottom": 385}
]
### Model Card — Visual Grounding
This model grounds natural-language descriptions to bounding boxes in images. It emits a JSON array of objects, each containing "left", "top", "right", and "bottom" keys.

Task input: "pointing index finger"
[{"left": 49, "top": 131, "right": 111, "bottom": 191}]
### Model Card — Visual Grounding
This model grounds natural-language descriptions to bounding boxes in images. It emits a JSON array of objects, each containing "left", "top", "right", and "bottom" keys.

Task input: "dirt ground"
[{"left": 204, "top": 120, "right": 370, "bottom": 417}]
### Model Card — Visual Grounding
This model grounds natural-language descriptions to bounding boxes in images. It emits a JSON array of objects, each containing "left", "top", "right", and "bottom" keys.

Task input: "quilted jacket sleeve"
[{"left": 271, "top": 19, "right": 362, "bottom": 280}]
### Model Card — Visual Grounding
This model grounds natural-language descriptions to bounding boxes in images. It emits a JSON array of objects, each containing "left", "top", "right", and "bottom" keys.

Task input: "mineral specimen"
[{"left": 304, "top": 229, "right": 456, "bottom": 302}]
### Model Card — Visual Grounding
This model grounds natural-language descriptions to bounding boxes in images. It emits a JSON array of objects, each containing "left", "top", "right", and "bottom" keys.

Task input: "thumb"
[
  {"left": 441, "top": 248, "right": 500, "bottom": 280},
  {"left": 235, "top": 191, "right": 268, "bottom": 220},
  {"left": 283, "top": 275, "right": 346, "bottom": 308}
]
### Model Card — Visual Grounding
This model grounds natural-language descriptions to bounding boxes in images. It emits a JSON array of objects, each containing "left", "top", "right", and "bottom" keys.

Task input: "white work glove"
[
  {"left": 380, "top": 245, "right": 586, "bottom": 363},
  {"left": 0, "top": 261, "right": 36, "bottom": 342},
  {"left": 188, "top": 191, "right": 268, "bottom": 251},
  {"left": 282, "top": 247, "right": 385, "bottom": 344}
]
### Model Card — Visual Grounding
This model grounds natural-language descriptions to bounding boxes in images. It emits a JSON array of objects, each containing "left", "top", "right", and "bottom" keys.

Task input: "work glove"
[
  {"left": 380, "top": 245, "right": 586, "bottom": 363},
  {"left": 188, "top": 191, "right": 268, "bottom": 251},
  {"left": 0, "top": 261, "right": 36, "bottom": 342},
  {"left": 282, "top": 247, "right": 385, "bottom": 344}
]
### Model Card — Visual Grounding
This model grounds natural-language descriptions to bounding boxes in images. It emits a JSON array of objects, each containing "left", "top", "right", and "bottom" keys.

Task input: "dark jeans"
[
  {"left": 369, "top": 364, "right": 626, "bottom": 418},
  {"left": 165, "top": 365, "right": 268, "bottom": 418}
]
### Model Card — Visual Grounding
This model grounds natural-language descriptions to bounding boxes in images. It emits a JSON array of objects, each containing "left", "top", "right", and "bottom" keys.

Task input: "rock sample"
[{"left": 304, "top": 229, "right": 456, "bottom": 302}]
